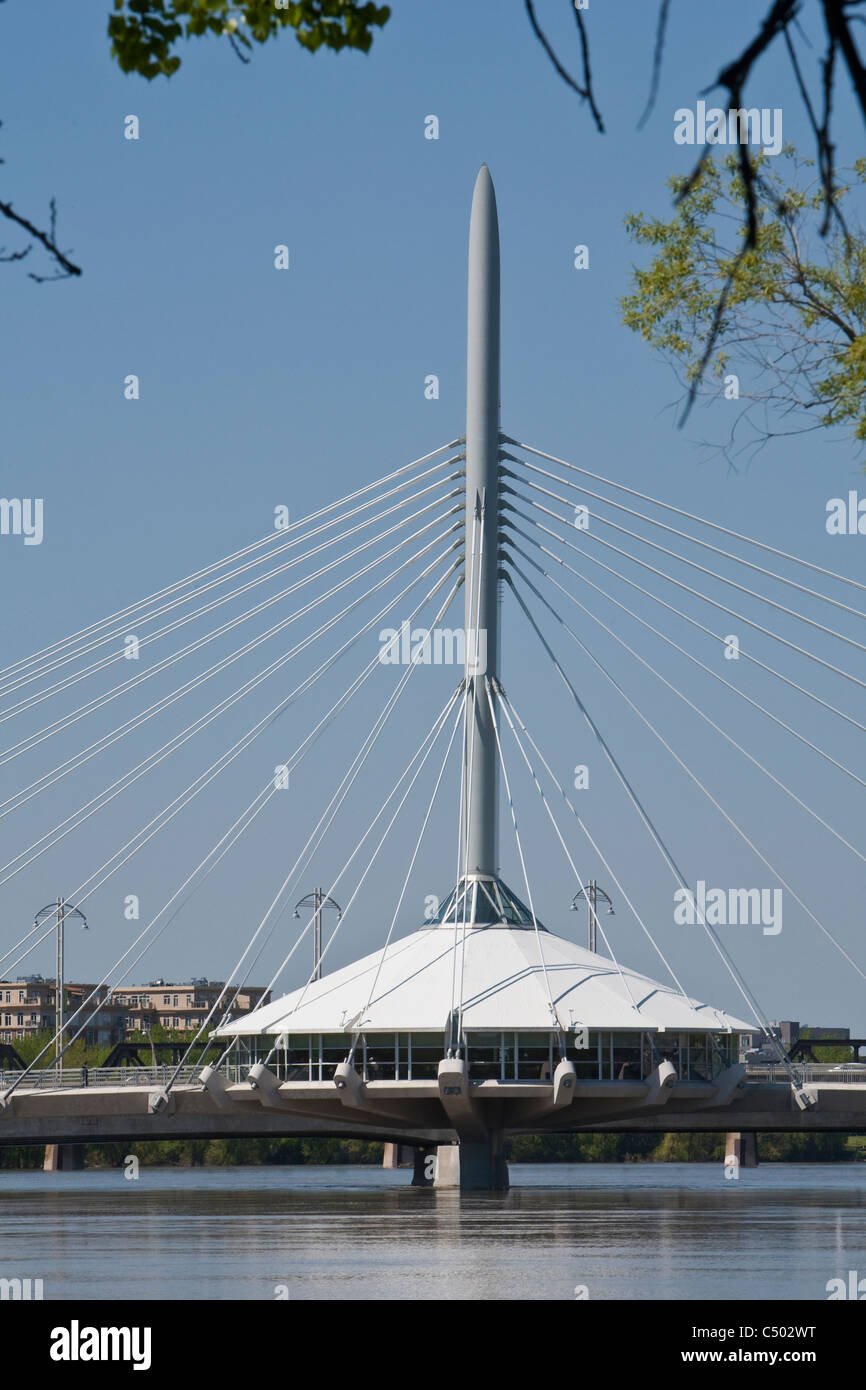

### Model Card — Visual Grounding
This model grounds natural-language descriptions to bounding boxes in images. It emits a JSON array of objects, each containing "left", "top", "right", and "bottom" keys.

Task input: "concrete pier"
[
  {"left": 383, "top": 1142, "right": 436, "bottom": 1186},
  {"left": 434, "top": 1137, "right": 509, "bottom": 1191},
  {"left": 725, "top": 1131, "right": 759, "bottom": 1168},
  {"left": 43, "top": 1143, "right": 85, "bottom": 1172}
]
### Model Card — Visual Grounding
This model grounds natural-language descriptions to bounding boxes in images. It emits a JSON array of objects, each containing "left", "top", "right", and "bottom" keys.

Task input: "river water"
[{"left": 1, "top": 1163, "right": 863, "bottom": 1301}]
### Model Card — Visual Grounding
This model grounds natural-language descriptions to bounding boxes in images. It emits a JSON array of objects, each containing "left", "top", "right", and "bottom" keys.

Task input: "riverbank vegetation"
[{"left": 0, "top": 1131, "right": 856, "bottom": 1169}]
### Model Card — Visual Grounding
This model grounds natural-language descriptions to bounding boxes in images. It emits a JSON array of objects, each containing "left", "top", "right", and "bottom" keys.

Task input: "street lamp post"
[
  {"left": 293, "top": 889, "right": 341, "bottom": 982},
  {"left": 570, "top": 880, "right": 614, "bottom": 954},
  {"left": 34, "top": 898, "right": 88, "bottom": 1070}
]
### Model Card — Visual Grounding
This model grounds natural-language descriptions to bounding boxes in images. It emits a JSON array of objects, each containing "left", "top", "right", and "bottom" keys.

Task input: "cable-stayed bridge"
[{"left": 2, "top": 168, "right": 866, "bottom": 1189}]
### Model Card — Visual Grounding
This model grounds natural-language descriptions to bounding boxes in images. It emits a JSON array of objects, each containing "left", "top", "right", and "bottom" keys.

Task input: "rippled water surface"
[{"left": 1, "top": 1163, "right": 863, "bottom": 1300}]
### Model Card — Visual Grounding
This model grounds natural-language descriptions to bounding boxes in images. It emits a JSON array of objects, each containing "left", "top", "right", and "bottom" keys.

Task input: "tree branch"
[
  {"left": 823, "top": 0, "right": 866, "bottom": 118},
  {"left": 0, "top": 196, "right": 81, "bottom": 281},
  {"left": 638, "top": 0, "right": 672, "bottom": 130},
  {"left": 523, "top": 0, "right": 604, "bottom": 132}
]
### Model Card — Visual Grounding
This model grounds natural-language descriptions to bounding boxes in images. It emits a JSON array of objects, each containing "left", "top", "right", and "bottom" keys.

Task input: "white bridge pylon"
[{"left": 2, "top": 169, "right": 866, "bottom": 1188}]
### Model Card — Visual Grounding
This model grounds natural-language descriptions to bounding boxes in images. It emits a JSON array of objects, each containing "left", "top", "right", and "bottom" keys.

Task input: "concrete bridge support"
[
  {"left": 725, "top": 1131, "right": 759, "bottom": 1169},
  {"left": 411, "top": 1146, "right": 436, "bottom": 1187},
  {"left": 43, "top": 1143, "right": 84, "bottom": 1172},
  {"left": 434, "top": 1136, "right": 509, "bottom": 1191},
  {"left": 380, "top": 1139, "right": 436, "bottom": 1184},
  {"left": 383, "top": 1142, "right": 437, "bottom": 1186}
]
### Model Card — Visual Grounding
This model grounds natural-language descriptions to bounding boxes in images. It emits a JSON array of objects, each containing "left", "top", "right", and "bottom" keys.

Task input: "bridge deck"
[{"left": 0, "top": 1066, "right": 865, "bottom": 1147}]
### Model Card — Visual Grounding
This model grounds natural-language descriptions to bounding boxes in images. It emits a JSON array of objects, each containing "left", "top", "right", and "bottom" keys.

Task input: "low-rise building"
[
  {"left": 0, "top": 976, "right": 120, "bottom": 1046},
  {"left": 0, "top": 976, "right": 270, "bottom": 1047},
  {"left": 113, "top": 978, "right": 269, "bottom": 1036}
]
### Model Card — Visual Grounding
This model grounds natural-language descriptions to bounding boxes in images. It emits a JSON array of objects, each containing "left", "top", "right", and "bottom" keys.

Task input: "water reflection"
[{"left": 0, "top": 1164, "right": 863, "bottom": 1300}]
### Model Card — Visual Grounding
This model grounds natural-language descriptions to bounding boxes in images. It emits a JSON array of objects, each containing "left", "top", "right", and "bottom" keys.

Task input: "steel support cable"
[
  {"left": 242, "top": 628, "right": 461, "bottom": 970},
  {"left": 0, "top": 441, "right": 462, "bottom": 685},
  {"left": 168, "top": 667, "right": 465, "bottom": 1092},
  {"left": 0, "top": 478, "right": 463, "bottom": 721},
  {"left": 509, "top": 564, "right": 866, "bottom": 992},
  {"left": 499, "top": 517, "right": 866, "bottom": 791},
  {"left": 1, "top": 512, "right": 435, "bottom": 779},
  {"left": 505, "top": 436, "right": 866, "bottom": 597},
  {"left": 186, "top": 683, "right": 467, "bottom": 1084},
  {"left": 59, "top": 557, "right": 463, "bottom": 912},
  {"left": 505, "top": 574, "right": 785, "bottom": 1046},
  {"left": 0, "top": 504, "right": 462, "bottom": 808},
  {"left": 0, "top": 461, "right": 461, "bottom": 705},
  {"left": 19, "top": 770, "right": 312, "bottom": 1090},
  {"left": 494, "top": 688, "right": 644, "bottom": 1012},
  {"left": 0, "top": 538, "right": 462, "bottom": 887},
  {"left": 485, "top": 678, "right": 565, "bottom": 1045},
  {"left": 455, "top": 506, "right": 485, "bottom": 1054},
  {"left": 184, "top": 575, "right": 464, "bottom": 1056},
  {"left": 259, "top": 685, "right": 464, "bottom": 1060},
  {"left": 499, "top": 689, "right": 693, "bottom": 1004},
  {"left": 502, "top": 458, "right": 866, "bottom": 626},
  {"left": 501, "top": 507, "right": 866, "bottom": 738},
  {"left": 0, "top": 478, "right": 464, "bottom": 750},
  {"left": 0, "top": 921, "right": 57, "bottom": 978},
  {"left": 504, "top": 525, "right": 866, "bottom": 864},
  {"left": 204, "top": 595, "right": 466, "bottom": 1064},
  {"left": 35, "top": 571, "right": 464, "bottom": 1091},
  {"left": 256, "top": 595, "right": 465, "bottom": 1012},
  {"left": 503, "top": 482, "right": 866, "bottom": 686},
  {"left": 5, "top": 787, "right": 285, "bottom": 1095},
  {"left": 349, "top": 698, "right": 465, "bottom": 1061},
  {"left": 1, "top": 566, "right": 463, "bottom": 1097},
  {"left": 0, "top": 915, "right": 56, "bottom": 972}
]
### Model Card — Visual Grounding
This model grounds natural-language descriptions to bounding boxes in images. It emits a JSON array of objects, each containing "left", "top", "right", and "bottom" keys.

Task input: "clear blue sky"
[{"left": 1, "top": 0, "right": 864, "bottom": 1034}]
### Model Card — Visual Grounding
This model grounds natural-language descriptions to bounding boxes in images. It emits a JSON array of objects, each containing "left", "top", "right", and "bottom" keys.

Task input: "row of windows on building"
[
  {"left": 1, "top": 1013, "right": 204, "bottom": 1034},
  {"left": 231, "top": 1030, "right": 739, "bottom": 1084},
  {"left": 116, "top": 994, "right": 201, "bottom": 1008}
]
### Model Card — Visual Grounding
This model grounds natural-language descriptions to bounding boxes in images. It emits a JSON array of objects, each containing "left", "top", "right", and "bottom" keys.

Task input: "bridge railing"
[
  {"left": 0, "top": 1065, "right": 207, "bottom": 1090},
  {"left": 4, "top": 1061, "right": 865, "bottom": 1092},
  {"left": 745, "top": 1063, "right": 866, "bottom": 1084}
]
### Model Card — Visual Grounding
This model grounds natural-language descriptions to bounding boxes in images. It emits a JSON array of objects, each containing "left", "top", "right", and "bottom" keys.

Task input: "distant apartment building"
[
  {"left": 112, "top": 979, "right": 270, "bottom": 1036},
  {"left": 0, "top": 977, "right": 118, "bottom": 1046},
  {"left": 0, "top": 976, "right": 269, "bottom": 1046}
]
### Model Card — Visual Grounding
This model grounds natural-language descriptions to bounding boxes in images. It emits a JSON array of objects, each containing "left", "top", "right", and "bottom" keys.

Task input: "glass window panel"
[
  {"left": 499, "top": 883, "right": 537, "bottom": 925},
  {"left": 363, "top": 1035, "right": 396, "bottom": 1079},
  {"left": 467, "top": 1031, "right": 501, "bottom": 1079},
  {"left": 567, "top": 1028, "right": 600, "bottom": 1079},
  {"left": 516, "top": 1032, "right": 553, "bottom": 1079},
  {"left": 434, "top": 889, "right": 456, "bottom": 922},
  {"left": 441, "top": 885, "right": 472, "bottom": 923},
  {"left": 321, "top": 1033, "right": 350, "bottom": 1075},
  {"left": 499, "top": 890, "right": 524, "bottom": 926},
  {"left": 473, "top": 883, "right": 501, "bottom": 924},
  {"left": 408, "top": 1032, "right": 443, "bottom": 1080}
]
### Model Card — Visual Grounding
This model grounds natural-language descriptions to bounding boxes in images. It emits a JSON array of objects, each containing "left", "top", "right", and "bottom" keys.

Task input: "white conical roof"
[{"left": 219, "top": 892, "right": 751, "bottom": 1038}]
